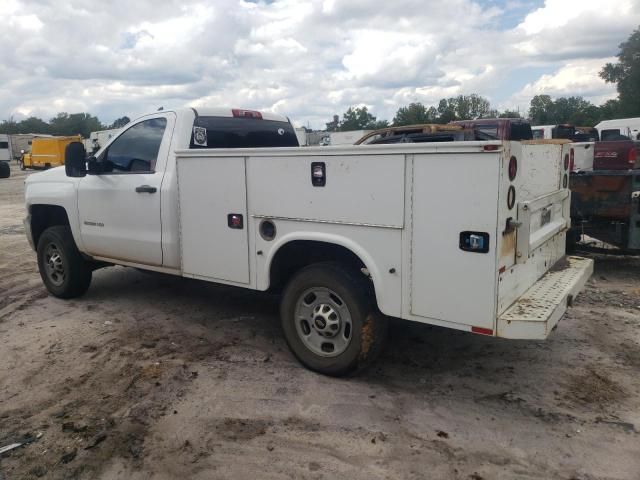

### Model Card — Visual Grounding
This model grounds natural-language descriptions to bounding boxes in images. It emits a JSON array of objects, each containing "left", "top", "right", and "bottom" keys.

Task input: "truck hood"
[{"left": 25, "top": 166, "right": 69, "bottom": 184}]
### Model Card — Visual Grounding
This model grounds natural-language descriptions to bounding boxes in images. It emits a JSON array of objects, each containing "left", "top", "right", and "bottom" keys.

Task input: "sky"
[{"left": 1, "top": 0, "right": 639, "bottom": 129}]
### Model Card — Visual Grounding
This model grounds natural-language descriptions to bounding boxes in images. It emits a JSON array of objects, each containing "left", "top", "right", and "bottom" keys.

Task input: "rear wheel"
[
  {"left": 281, "top": 263, "right": 388, "bottom": 376},
  {"left": 37, "top": 226, "right": 92, "bottom": 298}
]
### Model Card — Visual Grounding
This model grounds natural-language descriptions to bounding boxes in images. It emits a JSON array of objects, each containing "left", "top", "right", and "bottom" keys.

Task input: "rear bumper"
[{"left": 497, "top": 256, "right": 593, "bottom": 340}]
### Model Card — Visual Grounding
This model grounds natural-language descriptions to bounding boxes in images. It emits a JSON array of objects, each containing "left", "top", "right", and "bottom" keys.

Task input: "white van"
[{"left": 595, "top": 118, "right": 640, "bottom": 141}]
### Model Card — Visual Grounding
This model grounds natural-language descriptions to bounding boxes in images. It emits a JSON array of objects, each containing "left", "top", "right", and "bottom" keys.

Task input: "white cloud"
[
  {"left": 505, "top": 59, "right": 619, "bottom": 113},
  {"left": 519, "top": 0, "right": 634, "bottom": 35},
  {"left": 0, "top": 0, "right": 639, "bottom": 129}
]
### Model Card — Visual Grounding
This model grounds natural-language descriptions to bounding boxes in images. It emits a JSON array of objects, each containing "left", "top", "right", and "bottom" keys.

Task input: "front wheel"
[
  {"left": 37, "top": 226, "right": 92, "bottom": 298},
  {"left": 280, "top": 263, "right": 388, "bottom": 376}
]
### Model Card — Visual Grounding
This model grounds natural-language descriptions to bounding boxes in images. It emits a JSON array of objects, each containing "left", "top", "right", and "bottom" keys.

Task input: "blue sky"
[{"left": 0, "top": 0, "right": 638, "bottom": 128}]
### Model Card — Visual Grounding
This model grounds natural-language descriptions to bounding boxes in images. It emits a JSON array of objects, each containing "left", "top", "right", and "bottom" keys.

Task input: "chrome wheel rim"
[
  {"left": 44, "top": 243, "right": 65, "bottom": 287},
  {"left": 294, "top": 287, "right": 352, "bottom": 357}
]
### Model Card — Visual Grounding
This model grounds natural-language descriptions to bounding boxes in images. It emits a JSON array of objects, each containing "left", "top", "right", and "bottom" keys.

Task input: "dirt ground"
[{"left": 1, "top": 161, "right": 639, "bottom": 480}]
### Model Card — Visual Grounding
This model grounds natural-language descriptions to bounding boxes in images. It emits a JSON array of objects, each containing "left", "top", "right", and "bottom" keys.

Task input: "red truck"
[
  {"left": 593, "top": 139, "right": 638, "bottom": 170},
  {"left": 570, "top": 139, "right": 640, "bottom": 252}
]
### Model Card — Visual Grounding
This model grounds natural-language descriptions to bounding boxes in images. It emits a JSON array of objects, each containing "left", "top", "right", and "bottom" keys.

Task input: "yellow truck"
[{"left": 20, "top": 135, "right": 82, "bottom": 170}]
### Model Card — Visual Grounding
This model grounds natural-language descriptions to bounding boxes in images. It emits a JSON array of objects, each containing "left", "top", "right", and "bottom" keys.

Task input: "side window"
[
  {"left": 103, "top": 118, "right": 167, "bottom": 173},
  {"left": 0, "top": 141, "right": 9, "bottom": 149},
  {"left": 477, "top": 125, "right": 499, "bottom": 139}
]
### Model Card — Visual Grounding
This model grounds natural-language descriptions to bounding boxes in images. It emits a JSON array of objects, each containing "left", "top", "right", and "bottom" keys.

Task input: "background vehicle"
[
  {"left": 451, "top": 118, "right": 533, "bottom": 141},
  {"left": 356, "top": 124, "right": 471, "bottom": 144},
  {"left": 8, "top": 134, "right": 49, "bottom": 162},
  {"left": 531, "top": 124, "right": 577, "bottom": 140},
  {"left": 20, "top": 135, "right": 82, "bottom": 170},
  {"left": 24, "top": 107, "right": 591, "bottom": 376},
  {"left": 324, "top": 130, "right": 372, "bottom": 146},
  {"left": 0, "top": 134, "right": 11, "bottom": 178},
  {"left": 570, "top": 139, "right": 639, "bottom": 253},
  {"left": 356, "top": 119, "right": 533, "bottom": 145},
  {"left": 84, "top": 128, "right": 122, "bottom": 154},
  {"left": 595, "top": 117, "right": 640, "bottom": 141}
]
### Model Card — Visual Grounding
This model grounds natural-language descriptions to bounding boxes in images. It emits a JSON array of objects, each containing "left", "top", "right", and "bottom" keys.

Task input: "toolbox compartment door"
[
  {"left": 409, "top": 152, "right": 500, "bottom": 328},
  {"left": 178, "top": 156, "right": 250, "bottom": 285}
]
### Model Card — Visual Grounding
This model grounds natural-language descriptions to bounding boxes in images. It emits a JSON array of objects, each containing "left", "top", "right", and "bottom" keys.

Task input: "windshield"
[{"left": 190, "top": 116, "right": 299, "bottom": 148}]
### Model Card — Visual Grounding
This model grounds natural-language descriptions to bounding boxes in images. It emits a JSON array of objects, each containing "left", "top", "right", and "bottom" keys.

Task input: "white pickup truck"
[{"left": 24, "top": 107, "right": 593, "bottom": 376}]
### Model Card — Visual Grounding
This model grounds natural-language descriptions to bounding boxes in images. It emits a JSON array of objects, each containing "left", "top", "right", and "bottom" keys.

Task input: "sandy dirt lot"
[{"left": 1, "top": 162, "right": 639, "bottom": 480}]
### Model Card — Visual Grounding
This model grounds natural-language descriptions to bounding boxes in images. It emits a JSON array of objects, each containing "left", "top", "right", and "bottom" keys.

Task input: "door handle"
[{"left": 135, "top": 185, "right": 157, "bottom": 194}]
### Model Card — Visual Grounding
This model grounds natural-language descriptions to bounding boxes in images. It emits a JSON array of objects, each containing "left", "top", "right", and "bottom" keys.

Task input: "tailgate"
[
  {"left": 515, "top": 188, "right": 570, "bottom": 263},
  {"left": 497, "top": 141, "right": 576, "bottom": 320}
]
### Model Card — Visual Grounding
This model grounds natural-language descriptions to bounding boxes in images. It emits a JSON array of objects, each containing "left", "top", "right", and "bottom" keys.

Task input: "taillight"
[
  {"left": 232, "top": 109, "right": 263, "bottom": 119},
  {"left": 629, "top": 147, "right": 637, "bottom": 166},
  {"left": 508, "top": 156, "right": 517, "bottom": 181}
]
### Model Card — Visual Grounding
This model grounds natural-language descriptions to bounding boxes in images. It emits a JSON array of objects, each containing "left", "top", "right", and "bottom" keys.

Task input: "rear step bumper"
[{"left": 497, "top": 256, "right": 594, "bottom": 340}]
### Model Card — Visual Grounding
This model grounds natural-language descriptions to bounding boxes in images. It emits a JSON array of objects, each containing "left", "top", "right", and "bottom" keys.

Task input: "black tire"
[
  {"left": 0, "top": 161, "right": 9, "bottom": 179},
  {"left": 566, "top": 228, "right": 580, "bottom": 254},
  {"left": 37, "top": 226, "right": 92, "bottom": 298},
  {"left": 281, "top": 262, "right": 388, "bottom": 376}
]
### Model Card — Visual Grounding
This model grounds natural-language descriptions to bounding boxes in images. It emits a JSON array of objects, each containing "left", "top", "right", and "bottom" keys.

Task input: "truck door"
[{"left": 77, "top": 113, "right": 175, "bottom": 266}]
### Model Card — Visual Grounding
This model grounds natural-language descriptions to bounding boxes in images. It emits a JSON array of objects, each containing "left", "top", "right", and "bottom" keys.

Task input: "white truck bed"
[{"left": 175, "top": 141, "right": 592, "bottom": 339}]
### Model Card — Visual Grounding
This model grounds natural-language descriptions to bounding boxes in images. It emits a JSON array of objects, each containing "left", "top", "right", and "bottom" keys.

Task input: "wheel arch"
[
  {"left": 264, "top": 233, "right": 383, "bottom": 303},
  {"left": 29, "top": 204, "right": 71, "bottom": 248}
]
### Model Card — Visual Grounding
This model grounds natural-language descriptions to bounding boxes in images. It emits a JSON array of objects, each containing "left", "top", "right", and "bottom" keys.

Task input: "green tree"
[
  {"left": 325, "top": 114, "right": 340, "bottom": 132},
  {"left": 109, "top": 116, "right": 130, "bottom": 129},
  {"left": 455, "top": 94, "right": 492, "bottom": 120},
  {"left": 18, "top": 116, "right": 51, "bottom": 134},
  {"left": 598, "top": 99, "right": 621, "bottom": 120},
  {"left": 528, "top": 95, "right": 555, "bottom": 125},
  {"left": 338, "top": 106, "right": 386, "bottom": 131},
  {"left": 49, "top": 113, "right": 104, "bottom": 138},
  {"left": 437, "top": 98, "right": 457, "bottom": 123},
  {"left": 528, "top": 95, "right": 601, "bottom": 126},
  {"left": 435, "top": 94, "right": 494, "bottom": 123},
  {"left": 0, "top": 117, "right": 18, "bottom": 134},
  {"left": 600, "top": 26, "right": 640, "bottom": 117},
  {"left": 499, "top": 110, "right": 522, "bottom": 119},
  {"left": 392, "top": 102, "right": 438, "bottom": 126}
]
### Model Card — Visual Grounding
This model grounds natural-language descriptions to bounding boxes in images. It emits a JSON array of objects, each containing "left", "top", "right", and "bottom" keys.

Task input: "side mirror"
[{"left": 65, "top": 142, "right": 87, "bottom": 177}]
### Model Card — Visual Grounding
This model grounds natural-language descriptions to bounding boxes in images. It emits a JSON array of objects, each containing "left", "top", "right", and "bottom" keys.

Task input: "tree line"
[
  {"left": 327, "top": 25, "right": 640, "bottom": 131},
  {"left": 0, "top": 114, "right": 130, "bottom": 138}
]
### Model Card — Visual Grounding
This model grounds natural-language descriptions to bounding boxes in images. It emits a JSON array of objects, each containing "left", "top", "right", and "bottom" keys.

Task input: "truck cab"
[{"left": 25, "top": 108, "right": 299, "bottom": 269}]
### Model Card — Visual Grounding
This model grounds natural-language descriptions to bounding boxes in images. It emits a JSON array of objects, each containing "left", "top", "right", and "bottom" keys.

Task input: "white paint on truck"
[{"left": 23, "top": 107, "right": 593, "bottom": 375}]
